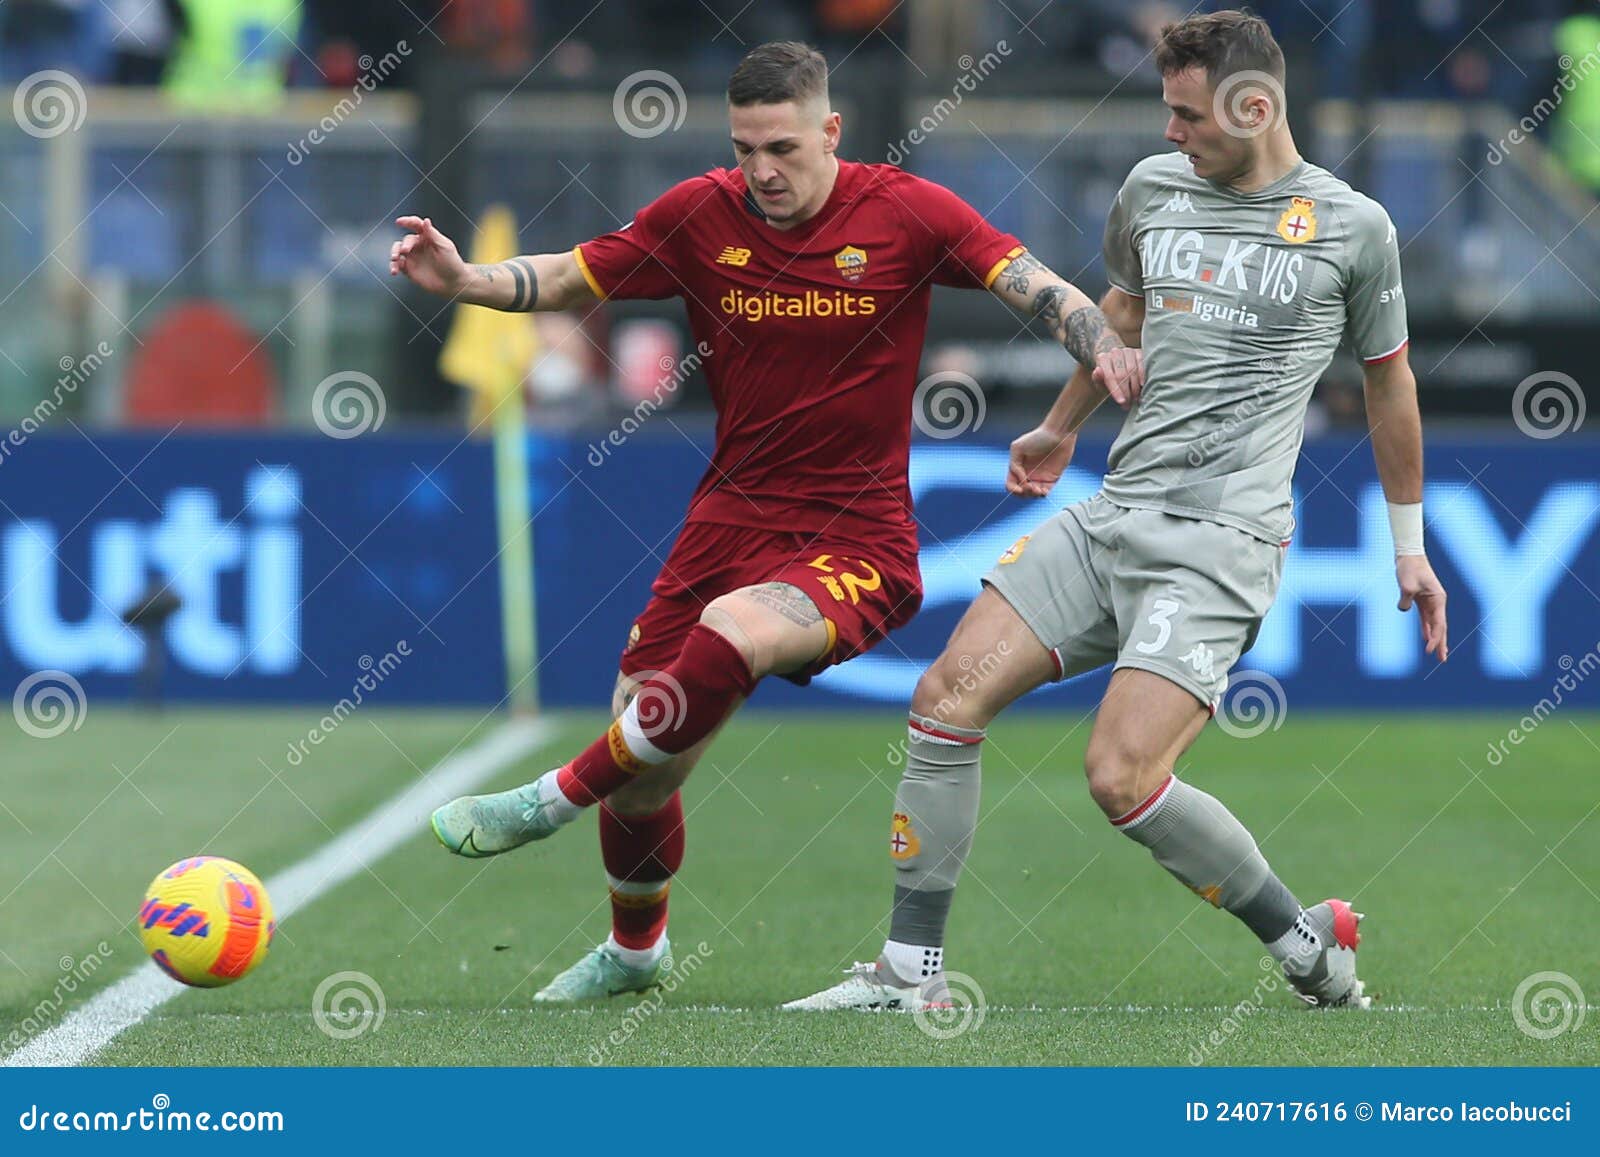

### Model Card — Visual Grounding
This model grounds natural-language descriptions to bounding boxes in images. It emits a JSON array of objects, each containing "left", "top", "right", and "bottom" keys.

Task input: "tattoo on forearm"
[
  {"left": 1000, "top": 252, "right": 1045, "bottom": 297},
  {"left": 1063, "top": 305, "right": 1123, "bottom": 369},
  {"left": 1032, "top": 284, "right": 1067, "bottom": 335},
  {"left": 505, "top": 257, "right": 538, "bottom": 311},
  {"left": 745, "top": 583, "right": 824, "bottom": 628}
]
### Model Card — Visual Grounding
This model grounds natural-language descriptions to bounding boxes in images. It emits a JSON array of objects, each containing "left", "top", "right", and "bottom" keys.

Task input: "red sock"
[
  {"left": 601, "top": 793, "right": 686, "bottom": 950},
  {"left": 558, "top": 624, "right": 756, "bottom": 806}
]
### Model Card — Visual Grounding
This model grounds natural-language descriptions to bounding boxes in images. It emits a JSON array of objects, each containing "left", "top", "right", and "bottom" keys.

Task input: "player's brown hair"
[
  {"left": 727, "top": 41, "right": 829, "bottom": 107},
  {"left": 1154, "top": 9, "right": 1284, "bottom": 87}
]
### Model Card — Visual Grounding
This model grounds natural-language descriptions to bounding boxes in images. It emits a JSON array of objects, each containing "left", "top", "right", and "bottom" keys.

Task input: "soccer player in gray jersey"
[{"left": 788, "top": 10, "right": 1449, "bottom": 1013}]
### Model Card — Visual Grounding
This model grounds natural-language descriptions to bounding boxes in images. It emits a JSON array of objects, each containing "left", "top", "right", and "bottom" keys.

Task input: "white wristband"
[{"left": 1387, "top": 501, "right": 1425, "bottom": 556}]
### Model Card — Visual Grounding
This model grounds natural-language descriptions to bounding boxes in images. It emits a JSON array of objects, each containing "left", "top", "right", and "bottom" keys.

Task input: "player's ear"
[{"left": 822, "top": 109, "right": 841, "bottom": 155}]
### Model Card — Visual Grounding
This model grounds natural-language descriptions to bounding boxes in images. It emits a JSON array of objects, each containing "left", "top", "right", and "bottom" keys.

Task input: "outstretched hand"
[
  {"left": 1006, "top": 426, "right": 1077, "bottom": 498},
  {"left": 390, "top": 216, "right": 468, "bottom": 297},
  {"left": 1396, "top": 554, "right": 1449, "bottom": 662}
]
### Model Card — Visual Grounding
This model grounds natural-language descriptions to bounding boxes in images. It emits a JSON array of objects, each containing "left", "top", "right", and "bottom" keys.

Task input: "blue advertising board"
[
  {"left": 535, "top": 428, "right": 1600, "bottom": 712},
  {"left": 1, "top": 427, "right": 1596, "bottom": 711},
  {"left": 0, "top": 432, "right": 504, "bottom": 705}
]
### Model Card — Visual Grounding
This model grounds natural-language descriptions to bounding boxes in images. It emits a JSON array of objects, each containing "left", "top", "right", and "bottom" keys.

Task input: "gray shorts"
[{"left": 983, "top": 494, "right": 1284, "bottom": 708}]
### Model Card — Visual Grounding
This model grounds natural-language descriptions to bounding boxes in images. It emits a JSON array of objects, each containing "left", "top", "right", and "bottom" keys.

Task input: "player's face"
[
  {"left": 728, "top": 98, "right": 840, "bottom": 226},
  {"left": 1161, "top": 67, "right": 1253, "bottom": 184}
]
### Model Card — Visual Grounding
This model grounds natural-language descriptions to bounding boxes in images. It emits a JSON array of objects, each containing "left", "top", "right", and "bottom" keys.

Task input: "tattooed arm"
[
  {"left": 990, "top": 252, "right": 1145, "bottom": 408},
  {"left": 390, "top": 216, "right": 597, "bottom": 312}
]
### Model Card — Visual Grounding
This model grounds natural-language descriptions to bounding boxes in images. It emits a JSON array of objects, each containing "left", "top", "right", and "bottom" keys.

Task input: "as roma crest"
[{"left": 834, "top": 245, "right": 868, "bottom": 283}]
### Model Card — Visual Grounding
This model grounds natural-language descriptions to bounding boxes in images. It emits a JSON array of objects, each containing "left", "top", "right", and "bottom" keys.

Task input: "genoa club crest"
[{"left": 1276, "top": 197, "right": 1317, "bottom": 244}]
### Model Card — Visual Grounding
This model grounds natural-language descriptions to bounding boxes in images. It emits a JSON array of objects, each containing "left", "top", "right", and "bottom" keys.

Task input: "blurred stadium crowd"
[
  {"left": 3, "top": 1, "right": 1593, "bottom": 107},
  {"left": 0, "top": 1, "right": 1596, "bottom": 430}
]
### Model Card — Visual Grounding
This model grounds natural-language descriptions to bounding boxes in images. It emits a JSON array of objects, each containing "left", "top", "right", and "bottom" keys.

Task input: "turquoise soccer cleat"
[
  {"left": 429, "top": 775, "right": 570, "bottom": 858},
  {"left": 533, "top": 938, "right": 674, "bottom": 1002}
]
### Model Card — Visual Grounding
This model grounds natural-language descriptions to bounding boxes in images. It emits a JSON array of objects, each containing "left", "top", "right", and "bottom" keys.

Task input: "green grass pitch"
[{"left": 2, "top": 706, "right": 1596, "bottom": 1066}]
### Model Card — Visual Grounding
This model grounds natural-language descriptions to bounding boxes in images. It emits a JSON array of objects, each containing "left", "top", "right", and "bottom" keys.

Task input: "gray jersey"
[{"left": 1099, "top": 152, "right": 1408, "bottom": 543}]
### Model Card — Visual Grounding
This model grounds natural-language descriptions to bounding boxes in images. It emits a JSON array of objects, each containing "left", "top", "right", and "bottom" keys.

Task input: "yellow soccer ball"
[{"left": 138, "top": 857, "right": 275, "bottom": 988}]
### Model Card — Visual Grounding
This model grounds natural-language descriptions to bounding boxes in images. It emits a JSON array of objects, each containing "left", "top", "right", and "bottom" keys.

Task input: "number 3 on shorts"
[{"left": 1135, "top": 597, "right": 1181, "bottom": 655}]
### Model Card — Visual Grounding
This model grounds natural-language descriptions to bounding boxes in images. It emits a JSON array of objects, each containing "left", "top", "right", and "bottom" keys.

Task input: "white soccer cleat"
[
  {"left": 1286, "top": 898, "right": 1372, "bottom": 1009},
  {"left": 781, "top": 961, "right": 950, "bottom": 1012}
]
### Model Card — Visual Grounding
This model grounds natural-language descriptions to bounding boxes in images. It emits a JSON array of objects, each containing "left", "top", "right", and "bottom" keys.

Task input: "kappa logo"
[
  {"left": 1163, "top": 191, "right": 1196, "bottom": 214},
  {"left": 1180, "top": 642, "right": 1216, "bottom": 681},
  {"left": 715, "top": 246, "right": 752, "bottom": 267}
]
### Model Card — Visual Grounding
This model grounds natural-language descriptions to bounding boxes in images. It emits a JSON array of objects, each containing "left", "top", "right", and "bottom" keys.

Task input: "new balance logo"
[
  {"left": 715, "top": 246, "right": 752, "bottom": 266},
  {"left": 1163, "top": 191, "right": 1196, "bottom": 214}
]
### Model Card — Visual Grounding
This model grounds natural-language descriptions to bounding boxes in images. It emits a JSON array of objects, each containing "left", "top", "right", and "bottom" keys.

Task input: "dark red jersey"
[{"left": 575, "top": 161, "right": 1022, "bottom": 555}]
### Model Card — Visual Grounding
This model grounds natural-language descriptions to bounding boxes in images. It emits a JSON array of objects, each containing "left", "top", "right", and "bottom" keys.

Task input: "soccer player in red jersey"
[{"left": 392, "top": 41, "right": 1140, "bottom": 1000}]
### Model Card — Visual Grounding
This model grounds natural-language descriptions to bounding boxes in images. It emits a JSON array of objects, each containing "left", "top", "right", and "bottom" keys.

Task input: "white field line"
[
  {"left": 59, "top": 1002, "right": 1595, "bottom": 1021},
  {"left": 3, "top": 717, "right": 556, "bottom": 1068}
]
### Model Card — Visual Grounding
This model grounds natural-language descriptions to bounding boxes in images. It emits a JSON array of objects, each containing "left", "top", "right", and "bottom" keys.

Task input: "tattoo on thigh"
[{"left": 745, "top": 583, "right": 824, "bottom": 628}]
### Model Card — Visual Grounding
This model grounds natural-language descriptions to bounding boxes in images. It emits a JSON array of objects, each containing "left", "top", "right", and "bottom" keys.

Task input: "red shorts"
[{"left": 618, "top": 520, "right": 923, "bottom": 685}]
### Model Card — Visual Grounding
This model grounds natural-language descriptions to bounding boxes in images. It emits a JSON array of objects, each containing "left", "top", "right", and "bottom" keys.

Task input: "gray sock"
[
  {"left": 1113, "top": 776, "right": 1301, "bottom": 942},
  {"left": 881, "top": 713, "right": 983, "bottom": 977}
]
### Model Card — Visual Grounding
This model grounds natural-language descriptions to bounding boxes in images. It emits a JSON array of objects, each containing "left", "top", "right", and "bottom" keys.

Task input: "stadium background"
[
  {"left": 0, "top": 0, "right": 1596, "bottom": 713},
  {"left": 0, "top": 0, "right": 1597, "bottom": 1069}
]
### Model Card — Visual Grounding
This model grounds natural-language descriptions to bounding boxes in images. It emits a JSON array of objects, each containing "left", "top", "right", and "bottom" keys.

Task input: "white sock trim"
[
  {"left": 618, "top": 698, "right": 673, "bottom": 765},
  {"left": 1266, "top": 909, "right": 1324, "bottom": 975},
  {"left": 536, "top": 770, "right": 584, "bottom": 822},
  {"left": 1110, "top": 774, "right": 1176, "bottom": 831},
  {"left": 882, "top": 939, "right": 943, "bottom": 983},
  {"left": 605, "top": 931, "right": 666, "bottom": 968}
]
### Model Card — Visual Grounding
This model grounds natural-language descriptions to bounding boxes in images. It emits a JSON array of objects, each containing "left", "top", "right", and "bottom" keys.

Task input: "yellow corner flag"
[
  {"left": 437, "top": 205, "right": 541, "bottom": 712},
  {"left": 438, "top": 205, "right": 539, "bottom": 430}
]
